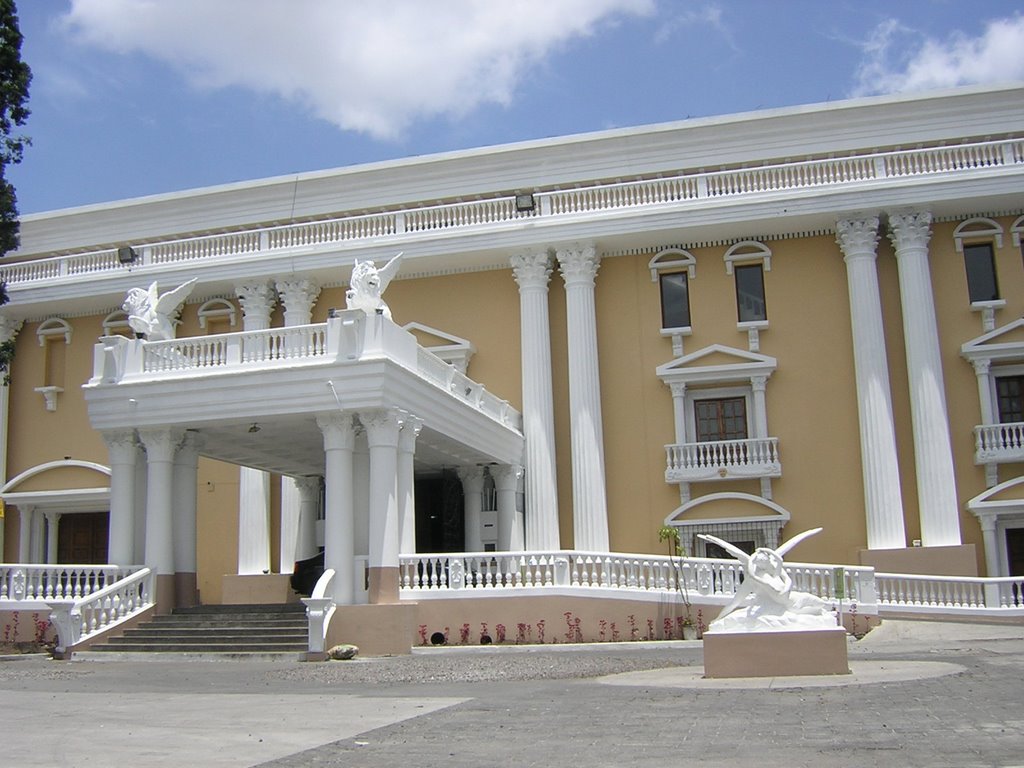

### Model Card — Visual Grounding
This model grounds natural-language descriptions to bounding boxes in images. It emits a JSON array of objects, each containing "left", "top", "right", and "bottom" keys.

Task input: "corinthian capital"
[
  {"left": 276, "top": 277, "right": 321, "bottom": 326},
  {"left": 887, "top": 211, "right": 933, "bottom": 253},
  {"left": 510, "top": 250, "right": 553, "bottom": 291},
  {"left": 235, "top": 281, "right": 276, "bottom": 328},
  {"left": 835, "top": 217, "right": 880, "bottom": 261},
  {"left": 556, "top": 244, "right": 600, "bottom": 287}
]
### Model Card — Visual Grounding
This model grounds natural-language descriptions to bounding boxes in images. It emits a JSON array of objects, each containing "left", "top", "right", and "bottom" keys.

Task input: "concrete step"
[{"left": 88, "top": 603, "right": 310, "bottom": 655}]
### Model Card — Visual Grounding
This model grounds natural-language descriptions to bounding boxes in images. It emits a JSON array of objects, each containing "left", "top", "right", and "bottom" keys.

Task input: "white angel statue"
[
  {"left": 698, "top": 527, "right": 836, "bottom": 632},
  {"left": 122, "top": 278, "right": 198, "bottom": 341},
  {"left": 346, "top": 252, "right": 402, "bottom": 319}
]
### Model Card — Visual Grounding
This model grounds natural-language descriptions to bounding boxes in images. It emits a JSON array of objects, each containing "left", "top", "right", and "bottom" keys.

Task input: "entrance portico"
[{"left": 84, "top": 310, "right": 524, "bottom": 612}]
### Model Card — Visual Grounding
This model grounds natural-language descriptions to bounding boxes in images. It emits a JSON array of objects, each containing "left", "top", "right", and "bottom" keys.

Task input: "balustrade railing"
[
  {"left": 665, "top": 437, "right": 780, "bottom": 482},
  {"left": 46, "top": 567, "right": 154, "bottom": 654},
  {"left": 975, "top": 422, "right": 1024, "bottom": 462},
  {"left": 6, "top": 138, "right": 1021, "bottom": 288},
  {"left": 875, "top": 572, "right": 1024, "bottom": 612},
  {"left": 398, "top": 551, "right": 877, "bottom": 608},
  {"left": 0, "top": 564, "right": 142, "bottom": 602}
]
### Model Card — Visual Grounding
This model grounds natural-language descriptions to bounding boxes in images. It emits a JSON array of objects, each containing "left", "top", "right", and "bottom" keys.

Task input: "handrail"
[
  {"left": 0, "top": 564, "right": 144, "bottom": 602},
  {"left": 301, "top": 568, "right": 336, "bottom": 654},
  {"left": 4, "top": 137, "right": 1021, "bottom": 286},
  {"left": 45, "top": 567, "right": 154, "bottom": 655}
]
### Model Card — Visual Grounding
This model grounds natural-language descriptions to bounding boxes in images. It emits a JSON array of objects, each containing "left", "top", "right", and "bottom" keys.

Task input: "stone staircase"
[{"left": 89, "top": 603, "right": 309, "bottom": 656}]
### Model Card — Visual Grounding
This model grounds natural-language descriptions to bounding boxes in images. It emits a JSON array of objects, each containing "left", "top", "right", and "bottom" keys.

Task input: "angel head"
[{"left": 122, "top": 286, "right": 152, "bottom": 316}]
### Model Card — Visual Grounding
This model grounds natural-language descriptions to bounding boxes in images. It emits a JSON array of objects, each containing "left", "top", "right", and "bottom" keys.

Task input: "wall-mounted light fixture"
[
  {"left": 248, "top": 423, "right": 261, "bottom": 433},
  {"left": 117, "top": 246, "right": 139, "bottom": 265},
  {"left": 514, "top": 193, "right": 536, "bottom": 212}
]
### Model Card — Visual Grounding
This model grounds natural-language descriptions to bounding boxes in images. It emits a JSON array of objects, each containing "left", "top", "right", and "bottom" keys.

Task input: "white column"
[
  {"left": 557, "top": 244, "right": 609, "bottom": 552},
  {"left": 977, "top": 515, "right": 1001, "bottom": 577},
  {"left": 17, "top": 504, "right": 32, "bottom": 562},
  {"left": 888, "top": 211, "right": 961, "bottom": 546},
  {"left": 133, "top": 442, "right": 148, "bottom": 563},
  {"left": 669, "top": 382, "right": 687, "bottom": 444},
  {"left": 235, "top": 281, "right": 276, "bottom": 574},
  {"left": 293, "top": 475, "right": 321, "bottom": 563},
  {"left": 139, "top": 428, "right": 182, "bottom": 610},
  {"left": 397, "top": 415, "right": 422, "bottom": 554},
  {"left": 172, "top": 431, "right": 201, "bottom": 606},
  {"left": 837, "top": 217, "right": 907, "bottom": 550},
  {"left": 750, "top": 376, "right": 769, "bottom": 439},
  {"left": 458, "top": 466, "right": 485, "bottom": 552},
  {"left": 103, "top": 429, "right": 138, "bottom": 565},
  {"left": 972, "top": 360, "right": 999, "bottom": 487},
  {"left": 44, "top": 511, "right": 60, "bottom": 563},
  {"left": 353, "top": 432, "right": 370, "bottom": 557},
  {"left": 276, "top": 278, "right": 321, "bottom": 572},
  {"left": 362, "top": 409, "right": 402, "bottom": 604},
  {"left": 317, "top": 412, "right": 355, "bottom": 604},
  {"left": 510, "top": 251, "right": 561, "bottom": 549},
  {"left": 492, "top": 464, "right": 524, "bottom": 551},
  {"left": 29, "top": 508, "right": 44, "bottom": 562}
]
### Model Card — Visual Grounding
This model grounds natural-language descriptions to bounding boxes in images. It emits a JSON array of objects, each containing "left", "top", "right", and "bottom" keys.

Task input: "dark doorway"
[
  {"left": 415, "top": 470, "right": 465, "bottom": 553},
  {"left": 57, "top": 511, "right": 109, "bottom": 564},
  {"left": 1006, "top": 528, "right": 1024, "bottom": 577}
]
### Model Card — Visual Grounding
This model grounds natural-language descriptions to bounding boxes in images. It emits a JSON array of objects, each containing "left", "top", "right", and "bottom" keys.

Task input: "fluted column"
[
  {"left": 172, "top": 431, "right": 201, "bottom": 607},
  {"left": 361, "top": 409, "right": 402, "bottom": 604},
  {"left": 397, "top": 415, "right": 422, "bottom": 554},
  {"left": 17, "top": 504, "right": 32, "bottom": 562},
  {"left": 235, "top": 281, "right": 276, "bottom": 574},
  {"left": 557, "top": 244, "right": 609, "bottom": 552},
  {"left": 836, "top": 217, "right": 907, "bottom": 550},
  {"left": 103, "top": 429, "right": 138, "bottom": 565},
  {"left": 317, "top": 412, "right": 356, "bottom": 604},
  {"left": 277, "top": 277, "right": 322, "bottom": 573},
  {"left": 458, "top": 466, "right": 485, "bottom": 552},
  {"left": 888, "top": 211, "right": 960, "bottom": 546},
  {"left": 511, "top": 251, "right": 560, "bottom": 549},
  {"left": 293, "top": 475, "right": 321, "bottom": 563},
  {"left": 139, "top": 427, "right": 183, "bottom": 611},
  {"left": 492, "top": 464, "right": 524, "bottom": 551},
  {"left": 0, "top": 315, "right": 20, "bottom": 560}
]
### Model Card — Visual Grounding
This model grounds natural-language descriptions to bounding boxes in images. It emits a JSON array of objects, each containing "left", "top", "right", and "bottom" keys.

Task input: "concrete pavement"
[{"left": 0, "top": 619, "right": 1021, "bottom": 768}]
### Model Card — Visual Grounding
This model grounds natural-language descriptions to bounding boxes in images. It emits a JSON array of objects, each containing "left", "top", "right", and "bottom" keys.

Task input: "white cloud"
[
  {"left": 852, "top": 14, "right": 1024, "bottom": 97},
  {"left": 59, "top": 0, "right": 655, "bottom": 140}
]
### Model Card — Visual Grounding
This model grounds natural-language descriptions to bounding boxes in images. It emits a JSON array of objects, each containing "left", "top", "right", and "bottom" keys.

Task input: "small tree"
[
  {"left": 658, "top": 525, "right": 692, "bottom": 623},
  {"left": 0, "top": 0, "right": 31, "bottom": 383}
]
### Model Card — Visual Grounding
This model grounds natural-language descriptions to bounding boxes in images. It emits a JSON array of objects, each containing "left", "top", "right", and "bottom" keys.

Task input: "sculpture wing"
[
  {"left": 775, "top": 527, "right": 823, "bottom": 559},
  {"left": 153, "top": 278, "right": 198, "bottom": 314},
  {"left": 697, "top": 533, "right": 751, "bottom": 566},
  {"left": 376, "top": 252, "right": 403, "bottom": 292}
]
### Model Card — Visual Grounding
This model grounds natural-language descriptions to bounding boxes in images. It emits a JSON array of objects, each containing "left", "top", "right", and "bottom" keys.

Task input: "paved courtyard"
[{"left": 1, "top": 619, "right": 1022, "bottom": 768}]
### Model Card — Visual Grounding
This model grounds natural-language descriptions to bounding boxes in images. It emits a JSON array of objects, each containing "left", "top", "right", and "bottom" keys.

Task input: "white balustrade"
[
  {"left": 665, "top": 437, "right": 781, "bottom": 482},
  {"left": 46, "top": 567, "right": 154, "bottom": 654},
  {"left": 975, "top": 422, "right": 1024, "bottom": 463},
  {"left": 0, "top": 564, "right": 142, "bottom": 602},
  {"left": 6, "top": 138, "right": 1020, "bottom": 288}
]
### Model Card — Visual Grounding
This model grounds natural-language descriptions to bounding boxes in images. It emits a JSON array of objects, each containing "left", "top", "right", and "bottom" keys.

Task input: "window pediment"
[
  {"left": 962, "top": 318, "right": 1024, "bottom": 365},
  {"left": 656, "top": 343, "right": 776, "bottom": 386}
]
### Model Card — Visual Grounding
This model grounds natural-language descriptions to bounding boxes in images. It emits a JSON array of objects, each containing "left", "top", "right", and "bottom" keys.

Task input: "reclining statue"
[
  {"left": 698, "top": 527, "right": 837, "bottom": 632},
  {"left": 122, "top": 278, "right": 198, "bottom": 341},
  {"left": 346, "top": 252, "right": 403, "bottom": 319}
]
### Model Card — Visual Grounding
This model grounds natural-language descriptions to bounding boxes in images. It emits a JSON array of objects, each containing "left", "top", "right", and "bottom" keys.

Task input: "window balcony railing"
[
  {"left": 664, "top": 437, "right": 781, "bottom": 483},
  {"left": 974, "top": 422, "right": 1024, "bottom": 465}
]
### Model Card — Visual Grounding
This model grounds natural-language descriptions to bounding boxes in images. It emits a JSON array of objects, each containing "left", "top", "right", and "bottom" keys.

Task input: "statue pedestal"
[{"left": 703, "top": 626, "right": 849, "bottom": 678}]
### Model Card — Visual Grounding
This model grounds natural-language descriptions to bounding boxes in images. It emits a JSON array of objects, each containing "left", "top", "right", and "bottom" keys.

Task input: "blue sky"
[{"left": 9, "top": 0, "right": 1024, "bottom": 214}]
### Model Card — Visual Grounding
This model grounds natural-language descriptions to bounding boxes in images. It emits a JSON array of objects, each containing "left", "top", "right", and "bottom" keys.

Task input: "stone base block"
[
  {"left": 324, "top": 603, "right": 418, "bottom": 656},
  {"left": 221, "top": 574, "right": 300, "bottom": 605},
  {"left": 703, "top": 627, "right": 849, "bottom": 678}
]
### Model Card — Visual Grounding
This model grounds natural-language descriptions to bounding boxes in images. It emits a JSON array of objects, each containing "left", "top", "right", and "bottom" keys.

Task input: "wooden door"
[{"left": 56, "top": 512, "right": 109, "bottom": 564}]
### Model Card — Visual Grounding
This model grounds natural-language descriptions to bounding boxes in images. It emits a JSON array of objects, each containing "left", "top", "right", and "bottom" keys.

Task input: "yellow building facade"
[{"left": 1, "top": 84, "right": 1023, "bottom": 629}]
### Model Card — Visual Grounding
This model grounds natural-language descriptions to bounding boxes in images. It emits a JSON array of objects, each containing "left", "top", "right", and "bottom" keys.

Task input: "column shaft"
[
  {"left": 139, "top": 428, "right": 182, "bottom": 611},
  {"left": 888, "top": 212, "right": 961, "bottom": 546},
  {"left": 557, "top": 245, "right": 609, "bottom": 552},
  {"left": 511, "top": 252, "right": 560, "bottom": 549},
  {"left": 172, "top": 431, "right": 201, "bottom": 607},
  {"left": 492, "top": 465, "right": 524, "bottom": 551},
  {"left": 103, "top": 430, "right": 138, "bottom": 565},
  {"left": 363, "top": 409, "right": 401, "bottom": 604},
  {"left": 458, "top": 466, "right": 485, "bottom": 552},
  {"left": 318, "top": 413, "right": 356, "bottom": 605},
  {"left": 397, "top": 416, "right": 422, "bottom": 554},
  {"left": 837, "top": 217, "right": 906, "bottom": 549}
]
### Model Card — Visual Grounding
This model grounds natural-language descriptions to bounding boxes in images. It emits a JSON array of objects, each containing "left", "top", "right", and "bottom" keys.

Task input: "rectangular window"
[
  {"left": 734, "top": 263, "right": 767, "bottom": 322},
  {"left": 695, "top": 397, "right": 748, "bottom": 442},
  {"left": 964, "top": 243, "right": 1000, "bottom": 303},
  {"left": 996, "top": 376, "right": 1024, "bottom": 423},
  {"left": 659, "top": 272, "right": 691, "bottom": 329}
]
